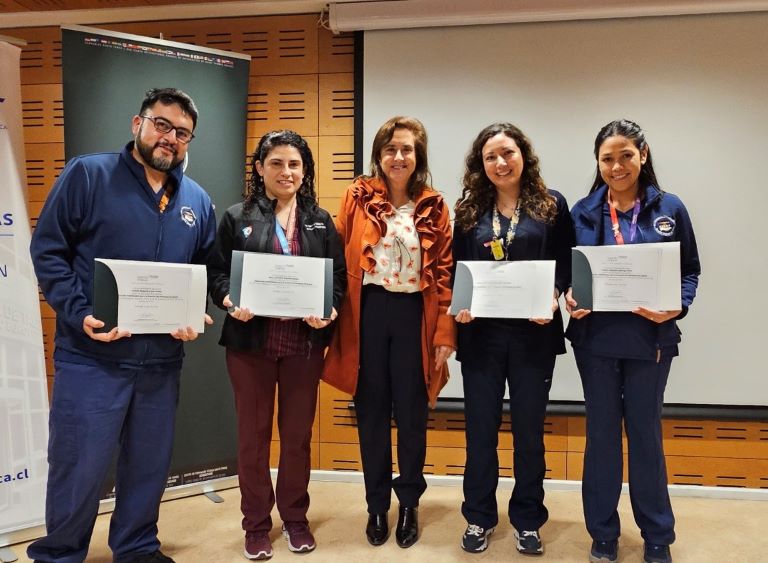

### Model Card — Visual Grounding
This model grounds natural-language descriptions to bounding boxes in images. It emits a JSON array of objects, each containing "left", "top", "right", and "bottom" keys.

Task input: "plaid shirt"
[{"left": 263, "top": 219, "right": 310, "bottom": 358}]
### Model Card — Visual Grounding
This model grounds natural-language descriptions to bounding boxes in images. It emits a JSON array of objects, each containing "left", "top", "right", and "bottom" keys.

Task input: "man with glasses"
[{"left": 28, "top": 88, "right": 215, "bottom": 563}]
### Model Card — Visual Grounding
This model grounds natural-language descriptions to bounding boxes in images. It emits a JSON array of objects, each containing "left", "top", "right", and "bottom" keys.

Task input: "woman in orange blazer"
[{"left": 322, "top": 116, "right": 456, "bottom": 549}]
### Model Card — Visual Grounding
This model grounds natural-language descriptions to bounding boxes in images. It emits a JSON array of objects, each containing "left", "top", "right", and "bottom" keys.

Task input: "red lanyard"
[{"left": 607, "top": 192, "right": 640, "bottom": 245}]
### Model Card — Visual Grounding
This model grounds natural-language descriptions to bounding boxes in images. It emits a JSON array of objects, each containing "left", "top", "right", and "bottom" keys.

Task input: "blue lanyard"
[{"left": 275, "top": 221, "right": 292, "bottom": 256}]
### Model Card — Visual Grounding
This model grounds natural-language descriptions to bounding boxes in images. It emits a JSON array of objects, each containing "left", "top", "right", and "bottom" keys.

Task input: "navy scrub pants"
[
  {"left": 354, "top": 284, "right": 428, "bottom": 514},
  {"left": 574, "top": 348, "right": 675, "bottom": 546},
  {"left": 27, "top": 360, "right": 180, "bottom": 563},
  {"left": 460, "top": 335, "right": 554, "bottom": 532}
]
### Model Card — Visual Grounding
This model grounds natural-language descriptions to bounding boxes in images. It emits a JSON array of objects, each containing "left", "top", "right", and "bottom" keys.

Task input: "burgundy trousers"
[{"left": 226, "top": 348, "right": 323, "bottom": 532}]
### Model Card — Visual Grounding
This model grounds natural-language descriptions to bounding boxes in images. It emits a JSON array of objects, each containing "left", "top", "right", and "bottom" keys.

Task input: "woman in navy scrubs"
[
  {"left": 453, "top": 123, "right": 574, "bottom": 556},
  {"left": 565, "top": 119, "right": 701, "bottom": 563}
]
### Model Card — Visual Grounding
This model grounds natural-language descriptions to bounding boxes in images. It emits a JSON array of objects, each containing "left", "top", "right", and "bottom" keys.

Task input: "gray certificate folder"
[
  {"left": 92, "top": 259, "right": 120, "bottom": 332},
  {"left": 571, "top": 248, "right": 594, "bottom": 310},
  {"left": 230, "top": 250, "right": 334, "bottom": 318},
  {"left": 449, "top": 262, "right": 474, "bottom": 313}
]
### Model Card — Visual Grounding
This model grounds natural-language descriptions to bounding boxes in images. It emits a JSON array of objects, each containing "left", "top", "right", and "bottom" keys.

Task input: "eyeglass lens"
[{"left": 143, "top": 115, "right": 193, "bottom": 143}]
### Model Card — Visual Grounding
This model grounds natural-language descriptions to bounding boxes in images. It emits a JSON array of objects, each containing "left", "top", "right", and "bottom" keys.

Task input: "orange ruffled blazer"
[{"left": 322, "top": 176, "right": 457, "bottom": 407}]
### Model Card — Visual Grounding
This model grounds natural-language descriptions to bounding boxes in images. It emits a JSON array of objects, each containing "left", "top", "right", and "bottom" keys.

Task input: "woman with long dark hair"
[
  {"left": 322, "top": 116, "right": 455, "bottom": 549},
  {"left": 208, "top": 130, "right": 346, "bottom": 560},
  {"left": 453, "top": 123, "right": 573, "bottom": 556},
  {"left": 566, "top": 119, "right": 701, "bottom": 563}
]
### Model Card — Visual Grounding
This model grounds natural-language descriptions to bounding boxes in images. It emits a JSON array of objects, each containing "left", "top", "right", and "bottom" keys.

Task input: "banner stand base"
[
  {"left": 0, "top": 547, "right": 18, "bottom": 562},
  {"left": 203, "top": 491, "right": 225, "bottom": 503}
]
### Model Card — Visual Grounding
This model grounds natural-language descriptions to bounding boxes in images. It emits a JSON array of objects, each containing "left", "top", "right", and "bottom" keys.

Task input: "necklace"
[{"left": 490, "top": 200, "right": 521, "bottom": 260}]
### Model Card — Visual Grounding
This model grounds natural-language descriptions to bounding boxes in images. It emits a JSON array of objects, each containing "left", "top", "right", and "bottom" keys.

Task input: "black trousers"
[
  {"left": 460, "top": 331, "right": 555, "bottom": 532},
  {"left": 355, "top": 284, "right": 428, "bottom": 514}
]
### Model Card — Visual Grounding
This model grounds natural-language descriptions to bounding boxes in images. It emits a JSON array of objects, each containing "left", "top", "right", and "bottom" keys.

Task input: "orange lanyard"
[{"left": 158, "top": 183, "right": 174, "bottom": 214}]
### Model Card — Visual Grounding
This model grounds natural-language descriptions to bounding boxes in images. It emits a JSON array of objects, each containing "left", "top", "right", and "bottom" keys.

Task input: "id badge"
[{"left": 490, "top": 238, "right": 504, "bottom": 260}]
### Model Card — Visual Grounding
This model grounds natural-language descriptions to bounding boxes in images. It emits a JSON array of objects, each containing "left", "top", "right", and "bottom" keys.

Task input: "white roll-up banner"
[{"left": 0, "top": 41, "right": 50, "bottom": 541}]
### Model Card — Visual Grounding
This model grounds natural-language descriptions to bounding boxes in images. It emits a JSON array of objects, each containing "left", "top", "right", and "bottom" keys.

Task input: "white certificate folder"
[
  {"left": 571, "top": 242, "right": 681, "bottom": 312},
  {"left": 450, "top": 260, "right": 556, "bottom": 319},
  {"left": 229, "top": 250, "right": 333, "bottom": 318},
  {"left": 93, "top": 259, "right": 207, "bottom": 333}
]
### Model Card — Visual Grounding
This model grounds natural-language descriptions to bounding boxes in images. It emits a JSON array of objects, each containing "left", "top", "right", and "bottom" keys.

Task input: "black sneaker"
[
  {"left": 644, "top": 543, "right": 672, "bottom": 563},
  {"left": 514, "top": 529, "right": 543, "bottom": 555},
  {"left": 589, "top": 540, "right": 618, "bottom": 562},
  {"left": 461, "top": 524, "right": 495, "bottom": 553}
]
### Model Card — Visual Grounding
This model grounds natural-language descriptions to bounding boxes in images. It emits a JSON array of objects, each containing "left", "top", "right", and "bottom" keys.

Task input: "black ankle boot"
[
  {"left": 395, "top": 505, "right": 418, "bottom": 548},
  {"left": 366, "top": 513, "right": 389, "bottom": 546}
]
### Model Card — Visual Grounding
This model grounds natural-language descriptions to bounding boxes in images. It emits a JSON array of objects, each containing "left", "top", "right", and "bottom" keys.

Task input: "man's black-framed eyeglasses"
[{"left": 139, "top": 115, "right": 195, "bottom": 144}]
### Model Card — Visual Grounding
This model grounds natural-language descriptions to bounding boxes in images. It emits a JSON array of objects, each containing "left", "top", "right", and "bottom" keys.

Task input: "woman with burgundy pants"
[{"left": 208, "top": 130, "right": 345, "bottom": 560}]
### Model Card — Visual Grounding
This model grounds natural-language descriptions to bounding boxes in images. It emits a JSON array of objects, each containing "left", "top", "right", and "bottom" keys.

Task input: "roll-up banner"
[
  {"left": 0, "top": 41, "right": 50, "bottom": 544},
  {"left": 61, "top": 25, "right": 250, "bottom": 498}
]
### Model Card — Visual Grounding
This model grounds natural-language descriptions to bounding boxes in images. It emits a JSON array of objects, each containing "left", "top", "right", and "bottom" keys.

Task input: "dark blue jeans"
[
  {"left": 27, "top": 360, "right": 180, "bottom": 563},
  {"left": 460, "top": 337, "right": 555, "bottom": 532},
  {"left": 575, "top": 348, "right": 675, "bottom": 546}
]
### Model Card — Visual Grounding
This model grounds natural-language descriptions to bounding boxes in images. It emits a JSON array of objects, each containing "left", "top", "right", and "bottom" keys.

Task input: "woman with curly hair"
[
  {"left": 208, "top": 130, "right": 346, "bottom": 560},
  {"left": 453, "top": 123, "right": 574, "bottom": 556},
  {"left": 322, "top": 116, "right": 455, "bottom": 548}
]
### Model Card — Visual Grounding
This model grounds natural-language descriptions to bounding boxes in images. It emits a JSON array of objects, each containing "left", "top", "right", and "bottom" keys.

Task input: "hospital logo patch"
[
  {"left": 180, "top": 206, "right": 197, "bottom": 227},
  {"left": 242, "top": 226, "right": 253, "bottom": 238},
  {"left": 653, "top": 215, "right": 675, "bottom": 237}
]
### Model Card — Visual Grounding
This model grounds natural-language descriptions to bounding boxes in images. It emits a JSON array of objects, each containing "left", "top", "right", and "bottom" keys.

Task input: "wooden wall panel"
[
  {"left": 567, "top": 452, "right": 768, "bottom": 487},
  {"left": 319, "top": 442, "right": 360, "bottom": 473},
  {"left": 566, "top": 417, "right": 768, "bottom": 459},
  {"left": 108, "top": 14, "right": 319, "bottom": 77},
  {"left": 247, "top": 74, "right": 318, "bottom": 139},
  {"left": 20, "top": 83, "right": 63, "bottom": 143},
  {"left": 317, "top": 135, "right": 354, "bottom": 200},
  {"left": 318, "top": 30, "right": 354, "bottom": 73},
  {"left": 318, "top": 383, "right": 357, "bottom": 444},
  {"left": 318, "top": 197, "right": 341, "bottom": 218},
  {"left": 25, "top": 199, "right": 45, "bottom": 228},
  {"left": 666, "top": 457, "right": 768, "bottom": 488},
  {"left": 319, "top": 73, "right": 354, "bottom": 136},
  {"left": 318, "top": 443, "right": 568, "bottom": 480},
  {"left": 663, "top": 420, "right": 768, "bottom": 459},
  {"left": 10, "top": 26, "right": 62, "bottom": 85},
  {"left": 25, "top": 142, "right": 65, "bottom": 207}
]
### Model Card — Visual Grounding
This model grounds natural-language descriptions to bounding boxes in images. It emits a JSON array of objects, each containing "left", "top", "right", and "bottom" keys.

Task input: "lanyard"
[
  {"left": 158, "top": 182, "right": 174, "bottom": 213},
  {"left": 274, "top": 201, "right": 296, "bottom": 256},
  {"left": 275, "top": 222, "right": 291, "bottom": 255},
  {"left": 607, "top": 192, "right": 640, "bottom": 245},
  {"left": 490, "top": 200, "right": 521, "bottom": 260}
]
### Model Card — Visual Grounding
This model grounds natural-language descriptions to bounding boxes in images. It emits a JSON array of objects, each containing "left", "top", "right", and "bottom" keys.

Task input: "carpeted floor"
[{"left": 12, "top": 478, "right": 768, "bottom": 562}]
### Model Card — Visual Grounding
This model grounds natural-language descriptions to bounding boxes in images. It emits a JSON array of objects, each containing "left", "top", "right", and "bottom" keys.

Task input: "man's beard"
[{"left": 135, "top": 135, "right": 181, "bottom": 172}]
